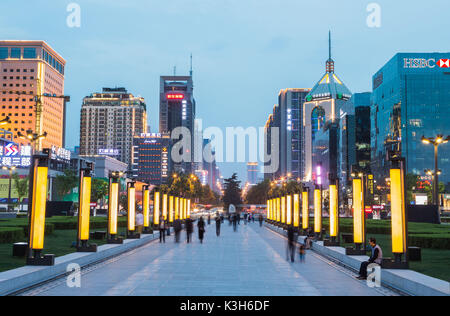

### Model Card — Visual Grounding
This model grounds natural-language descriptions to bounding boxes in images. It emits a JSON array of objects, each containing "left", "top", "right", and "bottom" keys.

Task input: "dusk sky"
[{"left": 1, "top": 0, "right": 448, "bottom": 181}]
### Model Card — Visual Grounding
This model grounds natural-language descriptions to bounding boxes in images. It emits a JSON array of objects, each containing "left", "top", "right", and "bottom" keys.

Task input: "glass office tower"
[{"left": 371, "top": 53, "right": 450, "bottom": 185}]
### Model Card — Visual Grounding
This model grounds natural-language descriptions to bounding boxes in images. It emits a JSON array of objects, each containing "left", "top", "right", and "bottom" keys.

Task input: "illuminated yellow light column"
[
  {"left": 271, "top": 199, "right": 275, "bottom": 220},
  {"left": 183, "top": 198, "right": 187, "bottom": 219},
  {"left": 187, "top": 199, "right": 191, "bottom": 218},
  {"left": 281, "top": 196, "right": 286, "bottom": 224},
  {"left": 29, "top": 165, "right": 48, "bottom": 252},
  {"left": 302, "top": 191, "right": 309, "bottom": 230},
  {"left": 153, "top": 192, "right": 160, "bottom": 226},
  {"left": 108, "top": 181, "right": 119, "bottom": 236},
  {"left": 314, "top": 189, "right": 322, "bottom": 234},
  {"left": 329, "top": 184, "right": 338, "bottom": 238},
  {"left": 143, "top": 187, "right": 150, "bottom": 228},
  {"left": 391, "top": 168, "right": 407, "bottom": 255},
  {"left": 78, "top": 176, "right": 91, "bottom": 242},
  {"left": 267, "top": 199, "right": 270, "bottom": 220},
  {"left": 162, "top": 194, "right": 168, "bottom": 221},
  {"left": 286, "top": 195, "right": 292, "bottom": 226},
  {"left": 127, "top": 183, "right": 137, "bottom": 237},
  {"left": 293, "top": 194, "right": 300, "bottom": 228},
  {"left": 276, "top": 197, "right": 281, "bottom": 223},
  {"left": 27, "top": 154, "right": 55, "bottom": 266},
  {"left": 169, "top": 196, "right": 174, "bottom": 223},
  {"left": 175, "top": 196, "right": 179, "bottom": 220},
  {"left": 352, "top": 178, "right": 365, "bottom": 245}
]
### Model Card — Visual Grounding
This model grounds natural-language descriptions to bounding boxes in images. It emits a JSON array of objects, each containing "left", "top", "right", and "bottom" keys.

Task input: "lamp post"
[
  {"left": 76, "top": 161, "right": 97, "bottom": 252},
  {"left": 26, "top": 151, "right": 54, "bottom": 266},
  {"left": 107, "top": 171, "right": 124, "bottom": 244},
  {"left": 2, "top": 166, "right": 16, "bottom": 211},
  {"left": 17, "top": 130, "right": 47, "bottom": 153},
  {"left": 421, "top": 135, "right": 449, "bottom": 206}
]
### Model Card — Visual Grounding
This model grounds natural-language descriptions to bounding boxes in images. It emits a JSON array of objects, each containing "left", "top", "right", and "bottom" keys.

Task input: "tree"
[
  {"left": 12, "top": 173, "right": 28, "bottom": 211},
  {"left": 91, "top": 178, "right": 108, "bottom": 203},
  {"left": 54, "top": 169, "right": 78, "bottom": 198},
  {"left": 222, "top": 173, "right": 242, "bottom": 211},
  {"left": 245, "top": 179, "right": 271, "bottom": 204},
  {"left": 405, "top": 173, "right": 419, "bottom": 205}
]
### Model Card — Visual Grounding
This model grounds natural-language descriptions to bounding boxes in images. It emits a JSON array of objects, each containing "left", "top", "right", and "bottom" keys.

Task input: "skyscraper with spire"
[{"left": 302, "top": 32, "right": 353, "bottom": 184}]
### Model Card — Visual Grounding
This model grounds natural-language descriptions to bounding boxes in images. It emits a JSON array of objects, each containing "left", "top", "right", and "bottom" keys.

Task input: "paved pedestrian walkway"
[{"left": 23, "top": 221, "right": 395, "bottom": 296}]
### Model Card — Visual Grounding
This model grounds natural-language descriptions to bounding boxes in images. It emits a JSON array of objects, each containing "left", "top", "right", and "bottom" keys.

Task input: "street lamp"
[
  {"left": 2, "top": 166, "right": 16, "bottom": 211},
  {"left": 422, "top": 135, "right": 449, "bottom": 206},
  {"left": 17, "top": 130, "right": 47, "bottom": 151},
  {"left": 0, "top": 116, "right": 11, "bottom": 126}
]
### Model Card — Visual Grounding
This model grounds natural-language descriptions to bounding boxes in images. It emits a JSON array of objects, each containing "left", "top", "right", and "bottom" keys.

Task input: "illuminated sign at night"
[
  {"left": 50, "top": 146, "right": 71, "bottom": 162},
  {"left": 0, "top": 144, "right": 32, "bottom": 168},
  {"left": 166, "top": 93, "right": 185, "bottom": 100},
  {"left": 99, "top": 148, "right": 120, "bottom": 156}
]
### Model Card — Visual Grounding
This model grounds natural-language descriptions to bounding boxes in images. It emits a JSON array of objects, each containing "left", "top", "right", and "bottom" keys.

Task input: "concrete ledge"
[
  {"left": 265, "top": 223, "right": 450, "bottom": 296},
  {"left": 0, "top": 233, "right": 160, "bottom": 296}
]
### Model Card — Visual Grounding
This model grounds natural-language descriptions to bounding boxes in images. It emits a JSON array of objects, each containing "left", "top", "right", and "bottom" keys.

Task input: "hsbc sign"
[{"left": 404, "top": 58, "right": 450, "bottom": 69}]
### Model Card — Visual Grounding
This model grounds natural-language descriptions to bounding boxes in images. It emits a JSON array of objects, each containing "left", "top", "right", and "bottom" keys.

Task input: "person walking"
[
  {"left": 159, "top": 219, "right": 166, "bottom": 243},
  {"left": 207, "top": 214, "right": 211, "bottom": 225},
  {"left": 357, "top": 238, "right": 383, "bottom": 280},
  {"left": 136, "top": 210, "right": 144, "bottom": 234},
  {"left": 215, "top": 213, "right": 221, "bottom": 237},
  {"left": 299, "top": 244, "right": 306, "bottom": 263},
  {"left": 174, "top": 219, "right": 182, "bottom": 243},
  {"left": 198, "top": 216, "right": 206, "bottom": 243},
  {"left": 286, "top": 226, "right": 296, "bottom": 262},
  {"left": 232, "top": 214, "right": 238, "bottom": 232},
  {"left": 244, "top": 212, "right": 248, "bottom": 225},
  {"left": 258, "top": 214, "right": 264, "bottom": 227},
  {"left": 186, "top": 218, "right": 194, "bottom": 243}
]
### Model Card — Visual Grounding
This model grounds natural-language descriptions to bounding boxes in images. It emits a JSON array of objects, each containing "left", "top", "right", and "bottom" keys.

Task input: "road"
[{"left": 20, "top": 220, "right": 397, "bottom": 296}]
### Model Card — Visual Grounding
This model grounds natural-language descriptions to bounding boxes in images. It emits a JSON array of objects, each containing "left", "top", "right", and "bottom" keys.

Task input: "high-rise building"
[
  {"left": 80, "top": 87, "right": 147, "bottom": 170},
  {"left": 303, "top": 33, "right": 352, "bottom": 183},
  {"left": 132, "top": 133, "right": 171, "bottom": 185},
  {"left": 159, "top": 75, "right": 195, "bottom": 174},
  {"left": 247, "top": 162, "right": 259, "bottom": 185},
  {"left": 0, "top": 41, "right": 67, "bottom": 150},
  {"left": 278, "top": 88, "right": 311, "bottom": 180},
  {"left": 263, "top": 88, "right": 311, "bottom": 182},
  {"left": 371, "top": 53, "right": 450, "bottom": 185},
  {"left": 264, "top": 105, "right": 281, "bottom": 180}
]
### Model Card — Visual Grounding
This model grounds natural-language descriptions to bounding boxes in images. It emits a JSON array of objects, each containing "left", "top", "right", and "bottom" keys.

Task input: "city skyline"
[{"left": 1, "top": 0, "right": 449, "bottom": 180}]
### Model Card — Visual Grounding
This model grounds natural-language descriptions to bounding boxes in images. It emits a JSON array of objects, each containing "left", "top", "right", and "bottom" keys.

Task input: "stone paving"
[{"left": 23, "top": 221, "right": 393, "bottom": 296}]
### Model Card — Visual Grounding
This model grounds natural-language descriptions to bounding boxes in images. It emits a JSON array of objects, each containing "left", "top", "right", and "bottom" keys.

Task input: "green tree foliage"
[
  {"left": 54, "top": 169, "right": 78, "bottom": 198},
  {"left": 245, "top": 179, "right": 270, "bottom": 204},
  {"left": 199, "top": 185, "right": 220, "bottom": 205},
  {"left": 91, "top": 178, "right": 109, "bottom": 202},
  {"left": 222, "top": 173, "right": 242, "bottom": 211},
  {"left": 12, "top": 173, "right": 28, "bottom": 211}
]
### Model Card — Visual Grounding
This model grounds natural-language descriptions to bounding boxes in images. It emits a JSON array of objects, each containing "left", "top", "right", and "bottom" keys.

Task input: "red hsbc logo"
[{"left": 437, "top": 59, "right": 450, "bottom": 68}]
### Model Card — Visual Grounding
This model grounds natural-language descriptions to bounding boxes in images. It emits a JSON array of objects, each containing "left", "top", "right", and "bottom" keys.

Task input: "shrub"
[
  {"left": 0, "top": 227, "right": 25, "bottom": 243},
  {"left": 408, "top": 234, "right": 450, "bottom": 250}
]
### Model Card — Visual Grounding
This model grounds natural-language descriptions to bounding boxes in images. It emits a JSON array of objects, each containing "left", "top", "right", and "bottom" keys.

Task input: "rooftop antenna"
[
  {"left": 190, "top": 53, "right": 193, "bottom": 77},
  {"left": 326, "top": 30, "right": 335, "bottom": 73}
]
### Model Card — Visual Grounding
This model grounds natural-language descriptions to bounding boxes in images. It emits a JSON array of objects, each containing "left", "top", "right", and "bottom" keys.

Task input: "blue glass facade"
[{"left": 371, "top": 53, "right": 450, "bottom": 184}]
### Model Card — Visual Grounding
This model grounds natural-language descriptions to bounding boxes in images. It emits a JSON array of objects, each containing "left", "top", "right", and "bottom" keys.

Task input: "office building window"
[
  {"left": 23, "top": 48, "right": 36, "bottom": 59},
  {"left": 10, "top": 47, "right": 21, "bottom": 58},
  {"left": 0, "top": 47, "right": 8, "bottom": 59}
]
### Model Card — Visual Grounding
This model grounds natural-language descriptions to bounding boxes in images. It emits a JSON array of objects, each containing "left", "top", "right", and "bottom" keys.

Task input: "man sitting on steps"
[{"left": 356, "top": 237, "right": 383, "bottom": 280}]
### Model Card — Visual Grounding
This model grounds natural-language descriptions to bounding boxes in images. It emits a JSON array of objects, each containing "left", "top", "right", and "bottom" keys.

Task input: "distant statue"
[{"left": 229, "top": 204, "right": 236, "bottom": 214}]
